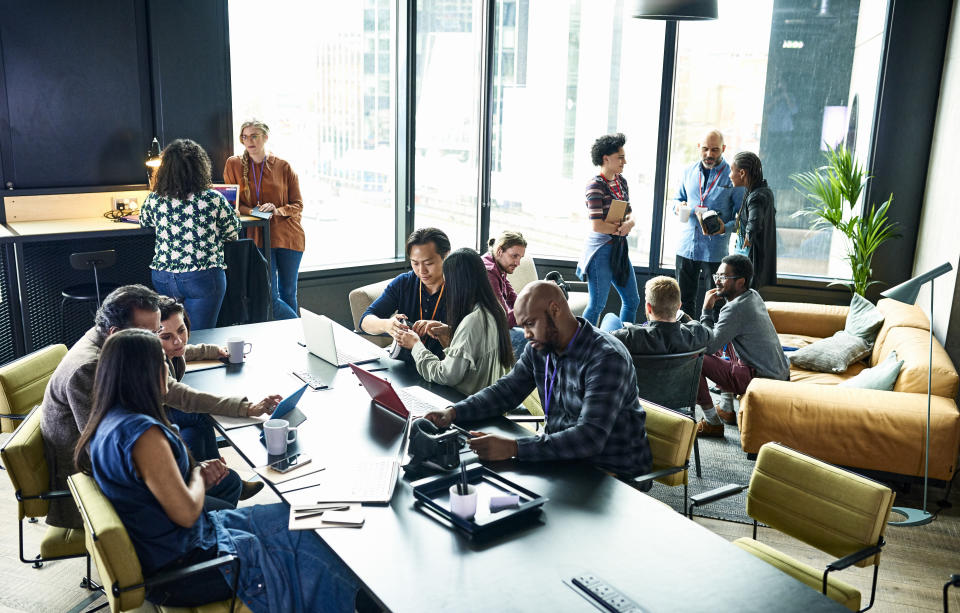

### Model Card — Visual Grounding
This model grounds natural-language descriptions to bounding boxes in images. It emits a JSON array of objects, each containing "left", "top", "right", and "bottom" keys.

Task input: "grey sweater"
[{"left": 700, "top": 289, "right": 789, "bottom": 381}]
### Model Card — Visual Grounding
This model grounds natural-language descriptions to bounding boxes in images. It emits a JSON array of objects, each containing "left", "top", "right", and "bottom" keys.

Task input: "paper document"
[
  {"left": 605, "top": 199, "right": 628, "bottom": 224},
  {"left": 288, "top": 503, "right": 365, "bottom": 530}
]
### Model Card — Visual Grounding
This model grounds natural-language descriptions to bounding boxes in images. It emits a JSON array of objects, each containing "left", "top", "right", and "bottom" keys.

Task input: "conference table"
[{"left": 186, "top": 319, "right": 846, "bottom": 613}]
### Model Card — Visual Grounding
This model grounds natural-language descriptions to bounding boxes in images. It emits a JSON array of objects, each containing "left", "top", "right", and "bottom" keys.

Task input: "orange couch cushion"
[
  {"left": 790, "top": 362, "right": 867, "bottom": 386},
  {"left": 767, "top": 302, "right": 848, "bottom": 338},
  {"left": 870, "top": 326, "right": 959, "bottom": 397},
  {"left": 872, "top": 298, "right": 930, "bottom": 364}
]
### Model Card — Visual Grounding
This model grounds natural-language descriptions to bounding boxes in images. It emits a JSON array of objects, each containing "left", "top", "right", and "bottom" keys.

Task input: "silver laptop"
[{"left": 300, "top": 307, "right": 384, "bottom": 367}]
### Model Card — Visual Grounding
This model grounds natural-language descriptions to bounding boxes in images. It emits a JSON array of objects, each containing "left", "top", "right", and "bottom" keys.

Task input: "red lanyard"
[
  {"left": 698, "top": 167, "right": 721, "bottom": 203},
  {"left": 251, "top": 160, "right": 265, "bottom": 205},
  {"left": 543, "top": 324, "right": 583, "bottom": 417},
  {"left": 419, "top": 281, "right": 444, "bottom": 321},
  {"left": 602, "top": 173, "right": 625, "bottom": 201}
]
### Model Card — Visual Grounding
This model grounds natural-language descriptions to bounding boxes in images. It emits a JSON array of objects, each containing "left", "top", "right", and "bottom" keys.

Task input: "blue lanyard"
[
  {"left": 251, "top": 160, "right": 265, "bottom": 205},
  {"left": 543, "top": 324, "right": 583, "bottom": 418}
]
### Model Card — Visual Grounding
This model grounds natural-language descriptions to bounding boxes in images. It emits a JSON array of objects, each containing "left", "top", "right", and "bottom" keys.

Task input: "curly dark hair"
[
  {"left": 152, "top": 139, "right": 213, "bottom": 199},
  {"left": 722, "top": 253, "right": 754, "bottom": 287},
  {"left": 590, "top": 133, "right": 626, "bottom": 167}
]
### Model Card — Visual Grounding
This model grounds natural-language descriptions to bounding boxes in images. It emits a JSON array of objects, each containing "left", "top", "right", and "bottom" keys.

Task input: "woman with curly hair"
[
  {"left": 576, "top": 132, "right": 640, "bottom": 326},
  {"left": 139, "top": 139, "right": 241, "bottom": 330},
  {"left": 224, "top": 119, "right": 305, "bottom": 319}
]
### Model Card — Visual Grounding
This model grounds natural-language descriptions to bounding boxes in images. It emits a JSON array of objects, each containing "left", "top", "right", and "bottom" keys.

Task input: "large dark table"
[{"left": 187, "top": 319, "right": 847, "bottom": 613}]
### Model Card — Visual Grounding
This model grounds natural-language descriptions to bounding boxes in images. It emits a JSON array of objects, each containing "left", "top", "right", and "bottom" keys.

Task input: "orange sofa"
[{"left": 739, "top": 299, "right": 960, "bottom": 481}]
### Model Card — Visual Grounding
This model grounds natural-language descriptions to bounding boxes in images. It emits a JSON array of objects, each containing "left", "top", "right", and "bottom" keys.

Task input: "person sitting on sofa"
[
  {"left": 424, "top": 281, "right": 652, "bottom": 479},
  {"left": 696, "top": 254, "right": 789, "bottom": 437},
  {"left": 359, "top": 227, "right": 450, "bottom": 363},
  {"left": 604, "top": 276, "right": 710, "bottom": 356},
  {"left": 482, "top": 230, "right": 528, "bottom": 358}
]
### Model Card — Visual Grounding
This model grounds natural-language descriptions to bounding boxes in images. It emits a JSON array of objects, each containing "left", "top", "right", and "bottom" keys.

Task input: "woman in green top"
[
  {"left": 392, "top": 248, "right": 514, "bottom": 396},
  {"left": 140, "top": 139, "right": 242, "bottom": 329}
]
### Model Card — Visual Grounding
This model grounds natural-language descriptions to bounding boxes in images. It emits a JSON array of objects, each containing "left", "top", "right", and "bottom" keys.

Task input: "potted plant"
[{"left": 791, "top": 145, "right": 900, "bottom": 296}]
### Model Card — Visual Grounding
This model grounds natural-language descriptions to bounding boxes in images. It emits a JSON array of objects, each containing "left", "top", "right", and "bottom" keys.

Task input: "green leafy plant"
[{"left": 791, "top": 145, "right": 900, "bottom": 296}]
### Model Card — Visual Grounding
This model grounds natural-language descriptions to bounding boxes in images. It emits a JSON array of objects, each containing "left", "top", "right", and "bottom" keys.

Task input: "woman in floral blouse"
[{"left": 140, "top": 139, "right": 241, "bottom": 329}]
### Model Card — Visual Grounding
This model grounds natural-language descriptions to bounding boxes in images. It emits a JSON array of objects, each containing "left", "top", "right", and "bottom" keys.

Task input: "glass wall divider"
[{"left": 477, "top": 0, "right": 497, "bottom": 250}]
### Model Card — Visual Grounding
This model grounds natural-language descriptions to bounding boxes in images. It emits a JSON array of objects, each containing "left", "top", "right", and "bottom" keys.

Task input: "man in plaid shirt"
[{"left": 426, "top": 281, "right": 652, "bottom": 478}]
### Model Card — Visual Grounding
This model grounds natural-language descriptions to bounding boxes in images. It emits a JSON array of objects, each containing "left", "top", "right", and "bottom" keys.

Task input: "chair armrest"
[
  {"left": 826, "top": 541, "right": 884, "bottom": 572},
  {"left": 143, "top": 554, "right": 239, "bottom": 590},
  {"left": 17, "top": 489, "right": 72, "bottom": 502},
  {"left": 624, "top": 465, "right": 685, "bottom": 487},
  {"left": 689, "top": 483, "right": 746, "bottom": 507}
]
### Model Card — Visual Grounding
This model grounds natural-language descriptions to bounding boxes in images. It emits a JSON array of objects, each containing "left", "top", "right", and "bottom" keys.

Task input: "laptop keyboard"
[
  {"left": 334, "top": 330, "right": 384, "bottom": 364},
  {"left": 293, "top": 370, "right": 329, "bottom": 390},
  {"left": 396, "top": 386, "right": 449, "bottom": 417}
]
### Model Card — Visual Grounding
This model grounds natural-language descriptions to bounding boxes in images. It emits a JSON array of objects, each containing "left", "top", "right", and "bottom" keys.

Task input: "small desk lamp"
[
  {"left": 145, "top": 138, "right": 161, "bottom": 185},
  {"left": 881, "top": 261, "right": 953, "bottom": 526}
]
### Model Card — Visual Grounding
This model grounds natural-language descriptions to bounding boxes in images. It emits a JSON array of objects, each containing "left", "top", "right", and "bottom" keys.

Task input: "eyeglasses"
[
  {"left": 712, "top": 274, "right": 741, "bottom": 283},
  {"left": 239, "top": 133, "right": 264, "bottom": 142}
]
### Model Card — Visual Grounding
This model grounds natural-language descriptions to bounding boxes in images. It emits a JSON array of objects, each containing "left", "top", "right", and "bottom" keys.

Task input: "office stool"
[{"left": 60, "top": 250, "right": 121, "bottom": 342}]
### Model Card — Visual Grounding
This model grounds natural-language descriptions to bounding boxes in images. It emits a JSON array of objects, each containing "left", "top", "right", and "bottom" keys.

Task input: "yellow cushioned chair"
[
  {"left": 733, "top": 443, "right": 895, "bottom": 612},
  {"left": 67, "top": 472, "right": 253, "bottom": 613},
  {"left": 619, "top": 400, "right": 697, "bottom": 511},
  {"left": 0, "top": 343, "right": 68, "bottom": 433},
  {"left": 0, "top": 405, "right": 94, "bottom": 587}
]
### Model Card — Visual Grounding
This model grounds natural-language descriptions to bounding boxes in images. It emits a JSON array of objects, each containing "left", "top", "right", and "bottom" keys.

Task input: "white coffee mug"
[
  {"left": 263, "top": 418, "right": 297, "bottom": 455},
  {"left": 227, "top": 337, "right": 252, "bottom": 364},
  {"left": 449, "top": 483, "right": 478, "bottom": 519},
  {"left": 677, "top": 202, "right": 691, "bottom": 223}
]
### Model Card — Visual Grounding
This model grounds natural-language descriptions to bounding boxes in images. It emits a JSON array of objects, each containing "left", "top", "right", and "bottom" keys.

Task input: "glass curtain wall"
[
  {"left": 488, "top": 0, "right": 665, "bottom": 263},
  {"left": 229, "top": 0, "right": 397, "bottom": 269},
  {"left": 659, "top": 0, "right": 886, "bottom": 279},
  {"left": 412, "top": 0, "right": 484, "bottom": 251}
]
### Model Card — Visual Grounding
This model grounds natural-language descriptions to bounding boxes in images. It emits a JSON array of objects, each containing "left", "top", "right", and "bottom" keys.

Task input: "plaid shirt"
[{"left": 453, "top": 318, "right": 652, "bottom": 476}]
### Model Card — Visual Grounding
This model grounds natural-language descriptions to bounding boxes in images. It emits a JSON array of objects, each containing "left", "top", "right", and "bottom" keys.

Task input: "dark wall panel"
[
  {"left": 0, "top": 0, "right": 152, "bottom": 189},
  {"left": 147, "top": 0, "right": 233, "bottom": 181}
]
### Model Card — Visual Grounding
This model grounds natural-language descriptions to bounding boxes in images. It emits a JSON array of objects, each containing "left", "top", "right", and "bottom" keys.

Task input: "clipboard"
[{"left": 605, "top": 199, "right": 627, "bottom": 224}]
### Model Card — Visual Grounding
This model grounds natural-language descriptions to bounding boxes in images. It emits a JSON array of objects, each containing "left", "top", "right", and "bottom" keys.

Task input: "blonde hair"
[
  {"left": 645, "top": 276, "right": 681, "bottom": 320},
  {"left": 486, "top": 230, "right": 527, "bottom": 255},
  {"left": 239, "top": 119, "right": 270, "bottom": 201}
]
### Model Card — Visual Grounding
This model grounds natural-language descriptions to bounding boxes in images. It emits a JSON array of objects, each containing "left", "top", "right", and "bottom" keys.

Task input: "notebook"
[{"left": 300, "top": 307, "right": 384, "bottom": 367}]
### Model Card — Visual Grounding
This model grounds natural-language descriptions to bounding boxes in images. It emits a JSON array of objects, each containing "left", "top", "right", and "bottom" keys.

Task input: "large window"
[
  {"left": 229, "top": 0, "right": 397, "bottom": 269},
  {"left": 660, "top": 0, "right": 886, "bottom": 279},
  {"left": 488, "top": 0, "right": 665, "bottom": 264},
  {"left": 413, "top": 0, "right": 483, "bottom": 251}
]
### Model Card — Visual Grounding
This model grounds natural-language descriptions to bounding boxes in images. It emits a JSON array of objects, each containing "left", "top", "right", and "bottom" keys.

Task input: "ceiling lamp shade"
[{"left": 631, "top": 0, "right": 718, "bottom": 20}]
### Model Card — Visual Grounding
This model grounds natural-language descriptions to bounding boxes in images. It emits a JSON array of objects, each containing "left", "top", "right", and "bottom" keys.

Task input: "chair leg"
[
  {"left": 858, "top": 563, "right": 881, "bottom": 612},
  {"left": 693, "top": 437, "right": 702, "bottom": 478},
  {"left": 80, "top": 554, "right": 101, "bottom": 591}
]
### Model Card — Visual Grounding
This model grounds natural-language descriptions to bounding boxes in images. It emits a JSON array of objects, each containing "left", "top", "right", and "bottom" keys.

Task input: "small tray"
[{"left": 411, "top": 465, "right": 548, "bottom": 535}]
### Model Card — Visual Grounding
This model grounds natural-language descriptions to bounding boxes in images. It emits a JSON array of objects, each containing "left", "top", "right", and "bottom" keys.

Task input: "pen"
[
  {"left": 365, "top": 367, "right": 388, "bottom": 373},
  {"left": 449, "top": 423, "right": 477, "bottom": 438},
  {"left": 458, "top": 461, "right": 468, "bottom": 495}
]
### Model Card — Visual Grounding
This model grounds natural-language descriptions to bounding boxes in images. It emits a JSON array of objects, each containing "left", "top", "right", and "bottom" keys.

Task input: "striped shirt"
[
  {"left": 452, "top": 318, "right": 653, "bottom": 477},
  {"left": 139, "top": 189, "right": 241, "bottom": 272},
  {"left": 585, "top": 174, "right": 631, "bottom": 222}
]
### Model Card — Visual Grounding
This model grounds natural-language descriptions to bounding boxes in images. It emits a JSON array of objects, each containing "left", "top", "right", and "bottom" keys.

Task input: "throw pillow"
[
  {"left": 844, "top": 293, "right": 885, "bottom": 346},
  {"left": 789, "top": 331, "right": 871, "bottom": 374},
  {"left": 838, "top": 350, "right": 903, "bottom": 391}
]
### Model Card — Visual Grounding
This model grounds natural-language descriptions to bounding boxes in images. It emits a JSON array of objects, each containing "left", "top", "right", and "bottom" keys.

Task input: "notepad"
[
  {"left": 288, "top": 503, "right": 365, "bottom": 530},
  {"left": 605, "top": 199, "right": 628, "bottom": 224}
]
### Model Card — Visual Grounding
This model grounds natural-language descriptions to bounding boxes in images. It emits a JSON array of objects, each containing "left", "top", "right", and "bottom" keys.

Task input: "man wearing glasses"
[{"left": 695, "top": 254, "right": 789, "bottom": 437}]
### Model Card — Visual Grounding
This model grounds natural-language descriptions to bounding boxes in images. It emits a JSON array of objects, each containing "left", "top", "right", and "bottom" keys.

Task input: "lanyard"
[
  {"left": 251, "top": 160, "right": 265, "bottom": 205},
  {"left": 419, "top": 281, "right": 445, "bottom": 321},
  {"left": 543, "top": 324, "right": 584, "bottom": 418},
  {"left": 698, "top": 166, "right": 721, "bottom": 203},
  {"left": 602, "top": 173, "right": 625, "bottom": 201}
]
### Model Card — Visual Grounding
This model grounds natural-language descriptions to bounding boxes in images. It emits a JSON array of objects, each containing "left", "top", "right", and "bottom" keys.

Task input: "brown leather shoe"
[
  {"left": 716, "top": 405, "right": 737, "bottom": 425},
  {"left": 696, "top": 419, "right": 725, "bottom": 438},
  {"left": 239, "top": 479, "right": 265, "bottom": 501}
]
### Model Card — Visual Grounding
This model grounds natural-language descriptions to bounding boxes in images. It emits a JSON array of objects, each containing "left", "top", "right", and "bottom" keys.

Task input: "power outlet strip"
[{"left": 112, "top": 197, "right": 138, "bottom": 211}]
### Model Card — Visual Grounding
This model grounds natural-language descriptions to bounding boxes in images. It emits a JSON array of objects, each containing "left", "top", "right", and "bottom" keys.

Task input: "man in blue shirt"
[
  {"left": 673, "top": 130, "right": 745, "bottom": 317},
  {"left": 359, "top": 227, "right": 450, "bottom": 362},
  {"left": 425, "top": 281, "right": 652, "bottom": 479}
]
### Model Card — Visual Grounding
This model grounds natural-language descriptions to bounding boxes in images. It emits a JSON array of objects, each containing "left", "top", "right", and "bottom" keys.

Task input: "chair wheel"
[{"left": 32, "top": 556, "right": 43, "bottom": 569}]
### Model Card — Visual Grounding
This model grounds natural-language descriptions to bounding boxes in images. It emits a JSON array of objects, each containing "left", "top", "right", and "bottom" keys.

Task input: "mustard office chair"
[
  {"left": 618, "top": 400, "right": 697, "bottom": 510},
  {"left": 0, "top": 343, "right": 67, "bottom": 433},
  {"left": 722, "top": 443, "right": 895, "bottom": 612},
  {"left": 68, "top": 472, "right": 253, "bottom": 613},
  {"left": 0, "top": 406, "right": 94, "bottom": 587}
]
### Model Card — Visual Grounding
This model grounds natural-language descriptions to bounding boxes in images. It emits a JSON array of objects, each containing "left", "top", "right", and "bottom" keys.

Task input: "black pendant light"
[{"left": 631, "top": 0, "right": 718, "bottom": 20}]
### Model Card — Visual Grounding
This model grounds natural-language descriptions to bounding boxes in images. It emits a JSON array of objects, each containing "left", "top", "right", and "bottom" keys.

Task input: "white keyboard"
[
  {"left": 397, "top": 385, "right": 450, "bottom": 417},
  {"left": 334, "top": 329, "right": 384, "bottom": 364},
  {"left": 312, "top": 458, "right": 399, "bottom": 503}
]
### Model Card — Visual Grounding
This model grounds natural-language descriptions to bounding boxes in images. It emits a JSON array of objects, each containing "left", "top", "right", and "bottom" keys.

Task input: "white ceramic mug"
[
  {"left": 677, "top": 202, "right": 691, "bottom": 223},
  {"left": 227, "top": 337, "right": 252, "bottom": 364},
  {"left": 263, "top": 418, "right": 298, "bottom": 455},
  {"left": 449, "top": 483, "right": 478, "bottom": 519}
]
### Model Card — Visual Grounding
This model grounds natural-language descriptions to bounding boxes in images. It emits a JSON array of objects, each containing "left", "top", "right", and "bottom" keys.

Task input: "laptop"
[
  {"left": 349, "top": 363, "right": 452, "bottom": 419},
  {"left": 300, "top": 307, "right": 384, "bottom": 367}
]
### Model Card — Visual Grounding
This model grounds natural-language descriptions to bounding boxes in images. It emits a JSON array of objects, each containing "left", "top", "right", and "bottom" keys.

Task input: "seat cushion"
[
  {"left": 790, "top": 362, "right": 866, "bottom": 386},
  {"left": 1, "top": 408, "right": 52, "bottom": 518},
  {"left": 732, "top": 538, "right": 860, "bottom": 611},
  {"left": 766, "top": 302, "right": 848, "bottom": 338},
  {"left": 40, "top": 526, "right": 86, "bottom": 559},
  {"left": 158, "top": 600, "right": 255, "bottom": 613},
  {"left": 778, "top": 333, "right": 820, "bottom": 350}
]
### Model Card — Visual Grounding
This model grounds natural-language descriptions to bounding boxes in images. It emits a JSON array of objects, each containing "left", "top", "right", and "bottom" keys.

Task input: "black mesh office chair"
[
  {"left": 61, "top": 250, "right": 121, "bottom": 341},
  {"left": 630, "top": 348, "right": 706, "bottom": 478}
]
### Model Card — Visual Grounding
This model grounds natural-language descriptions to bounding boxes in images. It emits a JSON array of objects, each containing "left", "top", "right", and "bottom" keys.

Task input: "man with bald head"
[
  {"left": 425, "top": 281, "right": 652, "bottom": 479},
  {"left": 673, "top": 129, "right": 745, "bottom": 317}
]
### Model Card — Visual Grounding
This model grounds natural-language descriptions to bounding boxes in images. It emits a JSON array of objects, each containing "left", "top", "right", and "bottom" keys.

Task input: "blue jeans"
[
  {"left": 147, "top": 504, "right": 358, "bottom": 611},
  {"left": 263, "top": 248, "right": 302, "bottom": 320},
  {"left": 152, "top": 268, "right": 227, "bottom": 330},
  {"left": 167, "top": 409, "right": 242, "bottom": 508},
  {"left": 582, "top": 243, "right": 640, "bottom": 326},
  {"left": 600, "top": 313, "right": 625, "bottom": 332}
]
